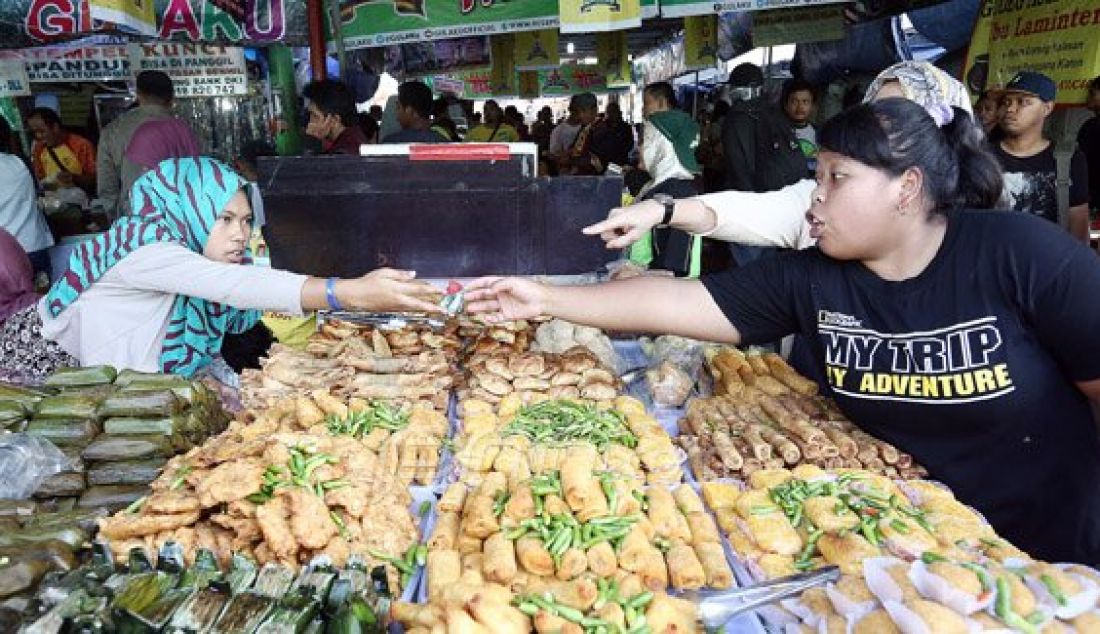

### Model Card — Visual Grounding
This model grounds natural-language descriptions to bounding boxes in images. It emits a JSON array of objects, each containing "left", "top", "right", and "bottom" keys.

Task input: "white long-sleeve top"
[
  {"left": 39, "top": 242, "right": 306, "bottom": 371},
  {"left": 693, "top": 179, "right": 816, "bottom": 250}
]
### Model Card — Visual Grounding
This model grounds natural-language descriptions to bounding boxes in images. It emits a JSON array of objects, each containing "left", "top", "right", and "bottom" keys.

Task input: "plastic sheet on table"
[{"left": 402, "top": 485, "right": 438, "bottom": 603}]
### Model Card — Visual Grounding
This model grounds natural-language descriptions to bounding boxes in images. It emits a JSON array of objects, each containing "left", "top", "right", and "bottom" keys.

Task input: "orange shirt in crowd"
[{"left": 32, "top": 132, "right": 97, "bottom": 183}]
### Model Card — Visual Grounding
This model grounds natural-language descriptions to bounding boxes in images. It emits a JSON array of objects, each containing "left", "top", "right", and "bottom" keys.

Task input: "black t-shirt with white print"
[
  {"left": 993, "top": 143, "right": 1089, "bottom": 223},
  {"left": 701, "top": 210, "right": 1100, "bottom": 563}
]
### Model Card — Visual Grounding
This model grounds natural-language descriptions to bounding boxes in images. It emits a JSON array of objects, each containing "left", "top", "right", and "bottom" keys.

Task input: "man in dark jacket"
[{"left": 720, "top": 63, "right": 806, "bottom": 193}]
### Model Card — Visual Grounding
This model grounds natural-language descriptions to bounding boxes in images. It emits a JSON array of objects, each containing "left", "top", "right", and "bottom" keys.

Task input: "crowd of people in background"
[{"left": 3, "top": 65, "right": 1100, "bottom": 287}]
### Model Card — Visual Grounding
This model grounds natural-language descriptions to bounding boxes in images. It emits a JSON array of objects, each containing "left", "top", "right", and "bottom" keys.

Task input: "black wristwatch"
[{"left": 653, "top": 193, "right": 675, "bottom": 227}]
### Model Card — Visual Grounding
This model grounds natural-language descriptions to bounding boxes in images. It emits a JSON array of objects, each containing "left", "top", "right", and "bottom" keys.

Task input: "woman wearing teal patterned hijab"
[
  {"left": 46, "top": 157, "right": 260, "bottom": 376},
  {"left": 12, "top": 156, "right": 442, "bottom": 379}
]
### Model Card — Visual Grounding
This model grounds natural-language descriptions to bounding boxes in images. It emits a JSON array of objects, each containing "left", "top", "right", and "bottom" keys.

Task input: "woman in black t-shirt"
[{"left": 466, "top": 99, "right": 1100, "bottom": 564}]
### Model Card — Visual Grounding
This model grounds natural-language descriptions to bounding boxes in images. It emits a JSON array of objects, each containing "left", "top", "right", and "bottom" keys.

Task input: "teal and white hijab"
[{"left": 45, "top": 156, "right": 260, "bottom": 377}]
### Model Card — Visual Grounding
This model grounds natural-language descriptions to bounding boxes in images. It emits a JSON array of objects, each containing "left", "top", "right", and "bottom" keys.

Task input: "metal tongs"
[{"left": 678, "top": 566, "right": 841, "bottom": 627}]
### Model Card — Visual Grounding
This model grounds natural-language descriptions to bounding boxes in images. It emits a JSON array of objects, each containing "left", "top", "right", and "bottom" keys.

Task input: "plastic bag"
[
  {"left": 639, "top": 336, "right": 705, "bottom": 408},
  {"left": 0, "top": 433, "right": 71, "bottom": 500}
]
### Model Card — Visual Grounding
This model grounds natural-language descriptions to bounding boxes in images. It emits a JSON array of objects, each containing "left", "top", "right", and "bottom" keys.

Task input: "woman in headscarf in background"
[
  {"left": 0, "top": 156, "right": 440, "bottom": 380},
  {"left": 585, "top": 60, "right": 986, "bottom": 253},
  {"left": 0, "top": 229, "right": 73, "bottom": 381}
]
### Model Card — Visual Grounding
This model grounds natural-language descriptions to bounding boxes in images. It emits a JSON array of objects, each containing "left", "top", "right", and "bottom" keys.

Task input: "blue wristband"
[{"left": 326, "top": 277, "right": 344, "bottom": 311}]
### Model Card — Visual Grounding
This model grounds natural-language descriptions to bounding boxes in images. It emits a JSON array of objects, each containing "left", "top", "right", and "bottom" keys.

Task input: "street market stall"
[{"left": 5, "top": 0, "right": 1100, "bottom": 632}]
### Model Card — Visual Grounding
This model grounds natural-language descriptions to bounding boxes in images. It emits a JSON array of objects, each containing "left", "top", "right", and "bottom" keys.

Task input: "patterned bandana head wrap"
[
  {"left": 863, "top": 61, "right": 973, "bottom": 124},
  {"left": 44, "top": 157, "right": 260, "bottom": 377}
]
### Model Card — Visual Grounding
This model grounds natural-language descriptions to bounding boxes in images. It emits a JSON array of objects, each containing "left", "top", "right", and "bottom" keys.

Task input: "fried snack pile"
[
  {"left": 681, "top": 349, "right": 926, "bottom": 480},
  {"left": 97, "top": 394, "right": 434, "bottom": 587},
  {"left": 401, "top": 460, "right": 724, "bottom": 633},
  {"left": 459, "top": 348, "right": 621, "bottom": 405},
  {"left": 391, "top": 579, "right": 700, "bottom": 634},
  {"left": 701, "top": 468, "right": 1027, "bottom": 583},
  {"left": 455, "top": 396, "right": 682, "bottom": 487},
  {"left": 242, "top": 317, "right": 462, "bottom": 411},
  {"left": 763, "top": 554, "right": 1100, "bottom": 633}
]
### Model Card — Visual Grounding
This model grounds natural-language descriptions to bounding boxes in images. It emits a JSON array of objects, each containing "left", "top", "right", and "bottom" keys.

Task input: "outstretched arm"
[{"left": 464, "top": 276, "right": 741, "bottom": 344}]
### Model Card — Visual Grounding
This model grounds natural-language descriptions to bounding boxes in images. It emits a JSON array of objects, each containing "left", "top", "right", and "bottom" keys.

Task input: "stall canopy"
[{"left": 0, "top": 0, "right": 309, "bottom": 48}]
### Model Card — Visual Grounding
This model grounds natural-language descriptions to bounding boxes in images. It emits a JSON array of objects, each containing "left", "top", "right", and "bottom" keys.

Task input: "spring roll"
[
  {"left": 595, "top": 602, "right": 626, "bottom": 630},
  {"left": 611, "top": 479, "right": 642, "bottom": 515},
  {"left": 501, "top": 485, "right": 536, "bottom": 527},
  {"left": 617, "top": 525, "right": 651, "bottom": 572},
  {"left": 645, "top": 593, "right": 699, "bottom": 633},
  {"left": 556, "top": 547, "right": 588, "bottom": 581},
  {"left": 445, "top": 609, "right": 492, "bottom": 634},
  {"left": 428, "top": 549, "right": 461, "bottom": 598},
  {"left": 561, "top": 454, "right": 609, "bottom": 521},
  {"left": 711, "top": 432, "right": 745, "bottom": 471},
  {"left": 695, "top": 541, "right": 734, "bottom": 589},
  {"left": 686, "top": 512, "right": 721, "bottom": 546},
  {"left": 533, "top": 611, "right": 580, "bottom": 634},
  {"left": 646, "top": 487, "right": 688, "bottom": 540},
  {"left": 585, "top": 542, "right": 617, "bottom": 577},
  {"left": 439, "top": 483, "right": 468, "bottom": 514},
  {"left": 461, "top": 552, "right": 484, "bottom": 575},
  {"left": 742, "top": 425, "right": 773, "bottom": 461},
  {"left": 429, "top": 512, "right": 460, "bottom": 550},
  {"left": 493, "top": 445, "right": 532, "bottom": 487},
  {"left": 456, "top": 533, "right": 482, "bottom": 556},
  {"left": 515, "top": 536, "right": 555, "bottom": 577},
  {"left": 639, "top": 547, "right": 669, "bottom": 590},
  {"left": 757, "top": 395, "right": 825, "bottom": 444},
  {"left": 667, "top": 540, "right": 706, "bottom": 590},
  {"left": 542, "top": 494, "right": 570, "bottom": 517},
  {"left": 462, "top": 495, "right": 501, "bottom": 538},
  {"left": 753, "top": 375, "right": 791, "bottom": 396},
  {"left": 763, "top": 353, "right": 820, "bottom": 395},
  {"left": 672, "top": 485, "right": 706, "bottom": 516},
  {"left": 483, "top": 533, "right": 518, "bottom": 584},
  {"left": 822, "top": 428, "right": 859, "bottom": 459},
  {"left": 524, "top": 576, "right": 599, "bottom": 611},
  {"left": 466, "top": 591, "right": 530, "bottom": 634}
]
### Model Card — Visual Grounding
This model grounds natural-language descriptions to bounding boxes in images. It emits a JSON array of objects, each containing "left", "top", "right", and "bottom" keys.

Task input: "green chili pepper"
[{"left": 1040, "top": 574, "right": 1069, "bottom": 607}]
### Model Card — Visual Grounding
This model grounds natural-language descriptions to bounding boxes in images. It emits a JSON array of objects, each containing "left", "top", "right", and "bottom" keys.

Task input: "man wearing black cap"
[
  {"left": 993, "top": 70, "right": 1090, "bottom": 242},
  {"left": 97, "top": 70, "right": 195, "bottom": 219}
]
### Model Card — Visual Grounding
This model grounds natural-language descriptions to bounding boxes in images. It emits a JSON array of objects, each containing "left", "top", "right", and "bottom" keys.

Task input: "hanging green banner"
[
  {"left": 0, "top": 0, "right": 306, "bottom": 48},
  {"left": 514, "top": 28, "right": 559, "bottom": 71},
  {"left": 596, "top": 31, "right": 631, "bottom": 88},
  {"left": 538, "top": 64, "right": 608, "bottom": 95},
  {"left": 751, "top": 5, "right": 845, "bottom": 47},
  {"left": 337, "top": 0, "right": 560, "bottom": 49},
  {"left": 659, "top": 0, "right": 844, "bottom": 20}
]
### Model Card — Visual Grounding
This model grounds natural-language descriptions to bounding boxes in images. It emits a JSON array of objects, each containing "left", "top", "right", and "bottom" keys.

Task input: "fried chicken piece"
[
  {"left": 263, "top": 442, "right": 292, "bottom": 467},
  {"left": 99, "top": 511, "right": 202, "bottom": 540},
  {"left": 255, "top": 495, "right": 298, "bottom": 561},
  {"left": 321, "top": 535, "right": 353, "bottom": 568},
  {"left": 227, "top": 499, "right": 258, "bottom": 519},
  {"left": 326, "top": 482, "right": 375, "bottom": 518},
  {"left": 145, "top": 490, "right": 202, "bottom": 515},
  {"left": 287, "top": 489, "right": 338, "bottom": 550},
  {"left": 189, "top": 438, "right": 266, "bottom": 468},
  {"left": 196, "top": 459, "right": 266, "bottom": 508}
]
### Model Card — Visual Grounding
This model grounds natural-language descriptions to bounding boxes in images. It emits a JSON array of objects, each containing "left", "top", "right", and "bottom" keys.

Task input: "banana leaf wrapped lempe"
[
  {"left": 43, "top": 365, "right": 118, "bottom": 388},
  {"left": 87, "top": 459, "right": 167, "bottom": 487},
  {"left": 98, "top": 390, "right": 184, "bottom": 419},
  {"left": 24, "top": 418, "right": 100, "bottom": 447},
  {"left": 82, "top": 435, "right": 176, "bottom": 462},
  {"left": 34, "top": 394, "right": 106, "bottom": 421}
]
